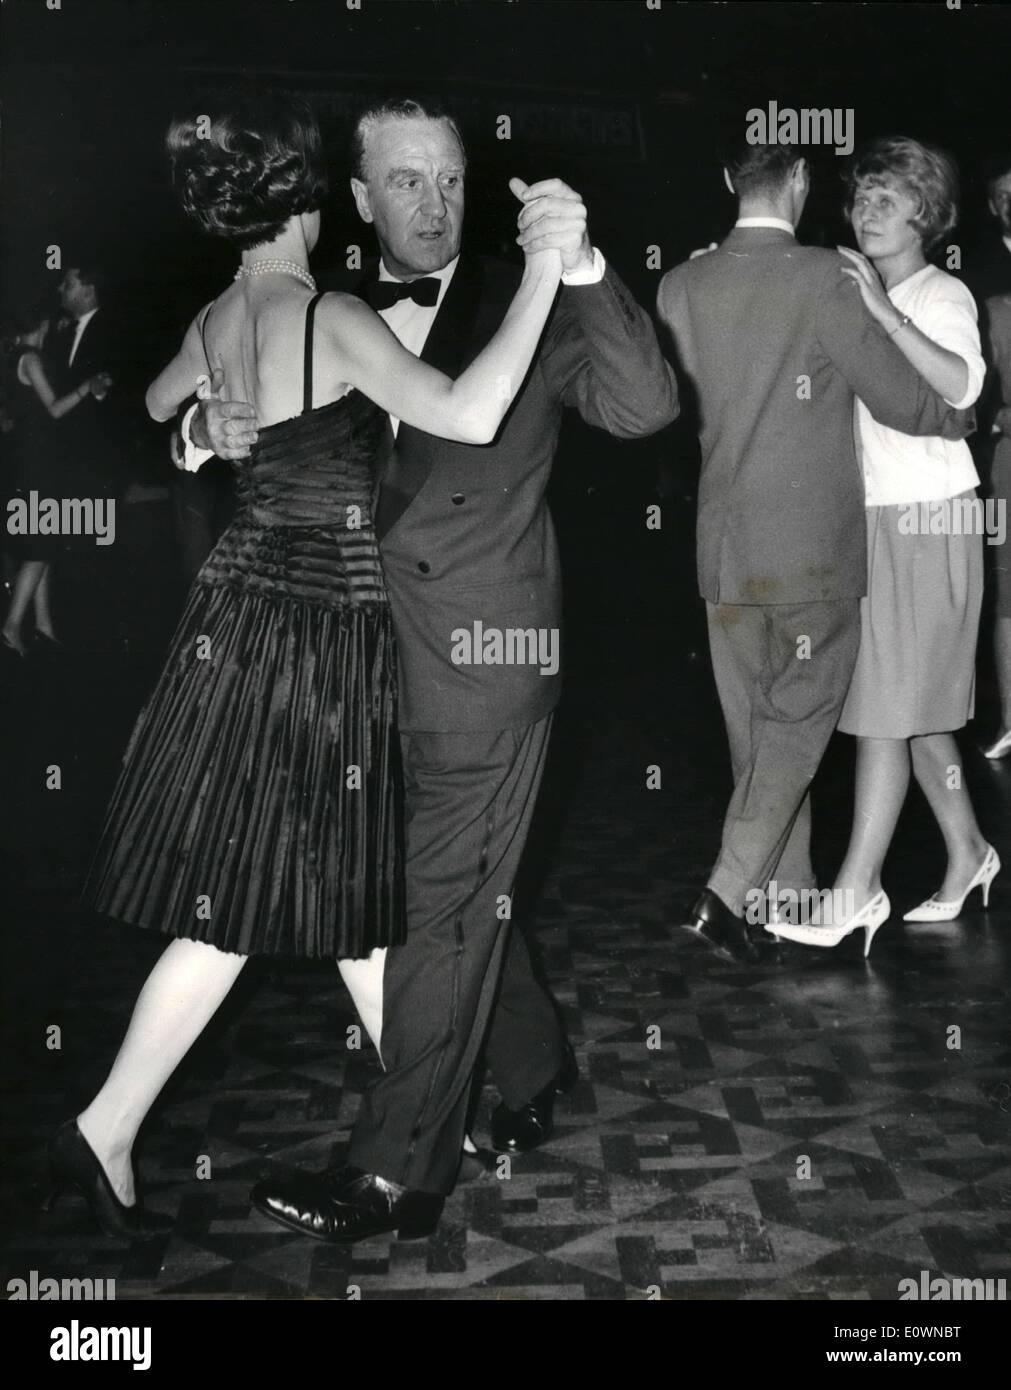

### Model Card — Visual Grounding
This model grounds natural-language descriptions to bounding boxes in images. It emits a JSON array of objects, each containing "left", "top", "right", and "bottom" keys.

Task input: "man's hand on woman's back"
[{"left": 191, "top": 367, "right": 258, "bottom": 459}]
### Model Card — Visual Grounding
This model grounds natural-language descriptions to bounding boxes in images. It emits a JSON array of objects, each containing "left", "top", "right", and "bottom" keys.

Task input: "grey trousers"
[
  {"left": 348, "top": 714, "right": 565, "bottom": 1194},
  {"left": 705, "top": 599, "right": 861, "bottom": 917}
]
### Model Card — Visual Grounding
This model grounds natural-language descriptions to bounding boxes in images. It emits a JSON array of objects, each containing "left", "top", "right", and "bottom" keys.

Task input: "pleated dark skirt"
[{"left": 85, "top": 572, "right": 405, "bottom": 959}]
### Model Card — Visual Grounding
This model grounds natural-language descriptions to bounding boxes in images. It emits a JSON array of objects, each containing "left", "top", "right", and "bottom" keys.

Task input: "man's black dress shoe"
[
  {"left": 681, "top": 887, "right": 774, "bottom": 965},
  {"left": 489, "top": 1044, "right": 578, "bottom": 1154},
  {"left": 251, "top": 1165, "right": 443, "bottom": 1243}
]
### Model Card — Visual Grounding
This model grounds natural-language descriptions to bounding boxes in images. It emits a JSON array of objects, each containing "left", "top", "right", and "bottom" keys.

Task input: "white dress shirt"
[
  {"left": 734, "top": 217, "right": 796, "bottom": 235},
  {"left": 68, "top": 308, "right": 98, "bottom": 367},
  {"left": 377, "top": 256, "right": 459, "bottom": 436}
]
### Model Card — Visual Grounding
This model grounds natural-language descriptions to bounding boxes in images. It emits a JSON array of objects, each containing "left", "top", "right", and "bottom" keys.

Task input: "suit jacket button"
[
  {"left": 451, "top": 493, "right": 465, "bottom": 505},
  {"left": 418, "top": 561, "right": 431, "bottom": 574}
]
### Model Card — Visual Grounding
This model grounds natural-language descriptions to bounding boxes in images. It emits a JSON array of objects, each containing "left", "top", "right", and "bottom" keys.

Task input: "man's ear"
[
  {"left": 722, "top": 166, "right": 735, "bottom": 196},
  {"left": 350, "top": 178, "right": 374, "bottom": 224}
]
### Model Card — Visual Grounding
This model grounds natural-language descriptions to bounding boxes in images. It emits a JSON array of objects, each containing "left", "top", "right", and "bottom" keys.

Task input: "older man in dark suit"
[
  {"left": 192, "top": 96, "right": 677, "bottom": 1241},
  {"left": 657, "top": 140, "right": 975, "bottom": 966}
]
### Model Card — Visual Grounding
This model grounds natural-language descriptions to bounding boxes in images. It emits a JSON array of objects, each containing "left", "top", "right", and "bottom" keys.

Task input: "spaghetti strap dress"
[{"left": 86, "top": 294, "right": 404, "bottom": 957}]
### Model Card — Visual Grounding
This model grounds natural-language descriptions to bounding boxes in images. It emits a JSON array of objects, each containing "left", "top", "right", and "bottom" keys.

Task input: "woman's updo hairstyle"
[
  {"left": 11, "top": 305, "right": 51, "bottom": 341},
  {"left": 2, "top": 305, "right": 50, "bottom": 358},
  {"left": 167, "top": 89, "right": 328, "bottom": 251}
]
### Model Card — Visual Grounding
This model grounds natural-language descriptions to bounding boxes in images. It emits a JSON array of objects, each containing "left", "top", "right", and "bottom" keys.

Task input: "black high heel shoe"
[{"left": 44, "top": 1121, "right": 171, "bottom": 1240}]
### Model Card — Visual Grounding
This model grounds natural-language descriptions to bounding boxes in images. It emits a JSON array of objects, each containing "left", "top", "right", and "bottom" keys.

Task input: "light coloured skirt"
[{"left": 839, "top": 490, "right": 983, "bottom": 738}]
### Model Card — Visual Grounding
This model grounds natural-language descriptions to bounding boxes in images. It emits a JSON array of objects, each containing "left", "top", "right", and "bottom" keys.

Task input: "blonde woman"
[{"left": 774, "top": 137, "right": 994, "bottom": 956}]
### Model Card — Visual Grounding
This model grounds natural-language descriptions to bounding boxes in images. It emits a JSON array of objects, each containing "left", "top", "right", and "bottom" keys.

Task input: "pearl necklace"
[{"left": 235, "top": 258, "right": 317, "bottom": 292}]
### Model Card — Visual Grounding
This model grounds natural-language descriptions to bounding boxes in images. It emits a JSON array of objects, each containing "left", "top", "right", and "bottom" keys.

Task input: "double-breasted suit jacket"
[{"left": 359, "top": 252, "right": 679, "bottom": 731}]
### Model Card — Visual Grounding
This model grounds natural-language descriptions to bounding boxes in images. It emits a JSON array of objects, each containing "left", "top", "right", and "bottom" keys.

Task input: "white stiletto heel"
[
  {"left": 983, "top": 731, "right": 1011, "bottom": 760},
  {"left": 771, "top": 891, "right": 891, "bottom": 957},
  {"left": 861, "top": 920, "right": 885, "bottom": 958},
  {"left": 902, "top": 846, "right": 1000, "bottom": 923}
]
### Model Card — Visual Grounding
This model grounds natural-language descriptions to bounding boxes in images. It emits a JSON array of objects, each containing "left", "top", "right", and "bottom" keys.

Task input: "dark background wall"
[{"left": 3, "top": 0, "right": 1008, "bottom": 364}]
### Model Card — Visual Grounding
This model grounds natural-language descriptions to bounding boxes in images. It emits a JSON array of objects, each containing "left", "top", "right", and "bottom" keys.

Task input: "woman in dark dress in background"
[
  {"left": 2, "top": 310, "right": 111, "bottom": 655},
  {"left": 48, "top": 90, "right": 561, "bottom": 1237}
]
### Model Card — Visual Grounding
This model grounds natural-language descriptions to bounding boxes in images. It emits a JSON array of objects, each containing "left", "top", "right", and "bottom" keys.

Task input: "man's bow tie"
[{"left": 365, "top": 277, "right": 441, "bottom": 311}]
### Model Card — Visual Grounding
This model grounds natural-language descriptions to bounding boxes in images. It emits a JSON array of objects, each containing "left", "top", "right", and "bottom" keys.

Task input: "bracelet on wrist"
[{"left": 888, "top": 314, "right": 912, "bottom": 336}]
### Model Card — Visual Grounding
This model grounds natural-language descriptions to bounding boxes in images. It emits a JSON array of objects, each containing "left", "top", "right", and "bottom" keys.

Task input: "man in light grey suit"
[{"left": 657, "top": 139, "right": 975, "bottom": 965}]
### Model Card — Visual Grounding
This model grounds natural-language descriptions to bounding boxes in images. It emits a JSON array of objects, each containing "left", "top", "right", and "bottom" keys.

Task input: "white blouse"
[{"left": 857, "top": 264, "right": 985, "bottom": 506}]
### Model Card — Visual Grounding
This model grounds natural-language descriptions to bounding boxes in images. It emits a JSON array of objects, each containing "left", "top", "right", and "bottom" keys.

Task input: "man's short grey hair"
[{"left": 351, "top": 96, "right": 467, "bottom": 181}]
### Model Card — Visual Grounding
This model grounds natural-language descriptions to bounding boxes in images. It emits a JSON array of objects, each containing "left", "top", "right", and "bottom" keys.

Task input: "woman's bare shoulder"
[
  {"left": 314, "top": 293, "right": 386, "bottom": 361},
  {"left": 315, "top": 290, "right": 373, "bottom": 323},
  {"left": 317, "top": 288, "right": 364, "bottom": 304}
]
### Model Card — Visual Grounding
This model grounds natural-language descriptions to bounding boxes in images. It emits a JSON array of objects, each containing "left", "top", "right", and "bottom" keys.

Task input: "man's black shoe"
[
  {"left": 682, "top": 887, "right": 773, "bottom": 965},
  {"left": 251, "top": 1165, "right": 443, "bottom": 1243},
  {"left": 489, "top": 1044, "right": 578, "bottom": 1154}
]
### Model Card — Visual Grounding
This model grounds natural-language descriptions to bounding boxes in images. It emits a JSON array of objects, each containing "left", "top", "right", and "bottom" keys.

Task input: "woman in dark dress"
[
  {"left": 48, "top": 90, "right": 562, "bottom": 1237},
  {"left": 2, "top": 311, "right": 111, "bottom": 655}
]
